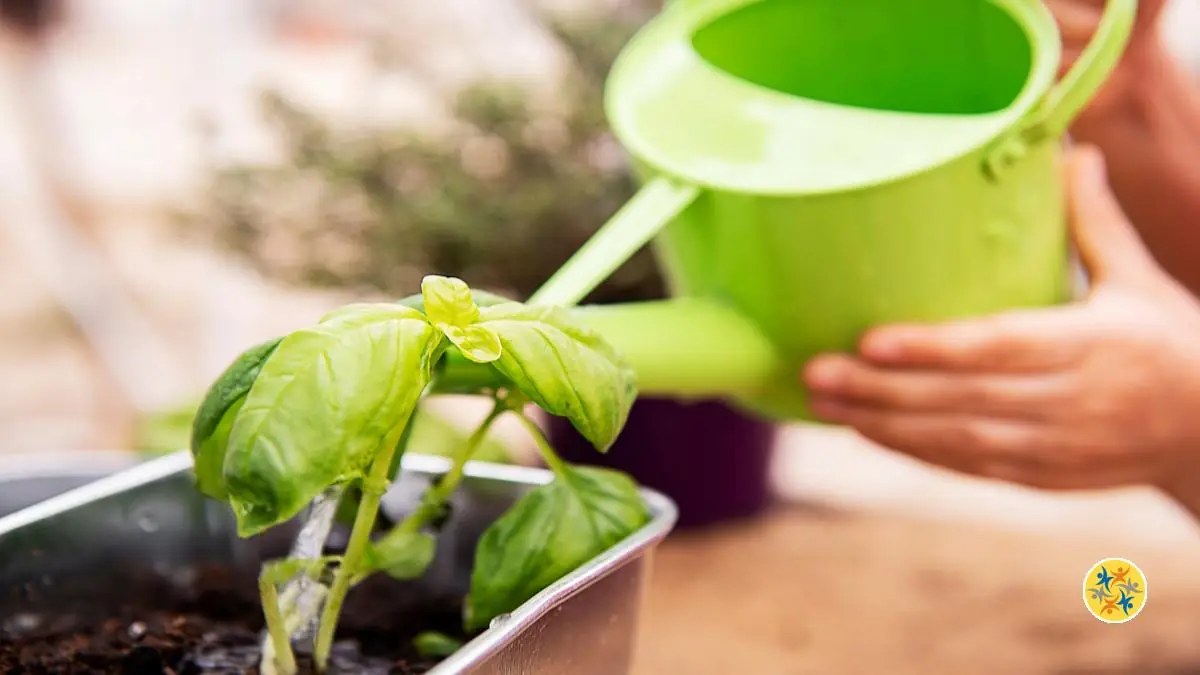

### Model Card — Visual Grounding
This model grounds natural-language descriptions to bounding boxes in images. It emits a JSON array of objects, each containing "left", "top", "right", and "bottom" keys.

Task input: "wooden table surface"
[{"left": 633, "top": 506, "right": 1200, "bottom": 675}]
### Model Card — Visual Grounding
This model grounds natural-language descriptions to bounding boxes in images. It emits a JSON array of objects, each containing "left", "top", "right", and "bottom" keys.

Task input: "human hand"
[
  {"left": 1046, "top": 0, "right": 1171, "bottom": 126},
  {"left": 802, "top": 145, "right": 1200, "bottom": 493}
]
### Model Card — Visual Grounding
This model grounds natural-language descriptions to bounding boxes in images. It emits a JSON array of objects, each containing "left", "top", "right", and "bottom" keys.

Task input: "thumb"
[{"left": 1067, "top": 145, "right": 1159, "bottom": 285}]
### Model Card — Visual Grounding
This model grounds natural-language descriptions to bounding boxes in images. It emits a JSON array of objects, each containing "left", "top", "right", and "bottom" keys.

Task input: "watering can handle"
[{"left": 1025, "top": 0, "right": 1138, "bottom": 141}]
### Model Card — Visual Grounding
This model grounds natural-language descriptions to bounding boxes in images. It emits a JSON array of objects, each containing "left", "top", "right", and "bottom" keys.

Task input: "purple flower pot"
[{"left": 548, "top": 397, "right": 777, "bottom": 530}]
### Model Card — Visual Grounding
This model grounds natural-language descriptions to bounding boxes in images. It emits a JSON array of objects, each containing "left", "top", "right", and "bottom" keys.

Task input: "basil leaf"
[
  {"left": 441, "top": 324, "right": 502, "bottom": 364},
  {"left": 413, "top": 631, "right": 463, "bottom": 658},
  {"left": 333, "top": 403, "right": 428, "bottom": 528},
  {"left": 223, "top": 305, "right": 442, "bottom": 537},
  {"left": 421, "top": 275, "right": 478, "bottom": 328},
  {"left": 190, "top": 338, "right": 282, "bottom": 501},
  {"left": 418, "top": 276, "right": 502, "bottom": 364},
  {"left": 477, "top": 303, "right": 636, "bottom": 451},
  {"left": 397, "top": 288, "right": 514, "bottom": 314},
  {"left": 366, "top": 529, "right": 437, "bottom": 580},
  {"left": 317, "top": 302, "right": 425, "bottom": 326},
  {"left": 464, "top": 465, "right": 649, "bottom": 631}
]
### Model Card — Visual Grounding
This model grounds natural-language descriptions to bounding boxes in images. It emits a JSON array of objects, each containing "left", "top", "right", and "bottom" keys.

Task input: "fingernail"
[{"left": 804, "top": 357, "right": 844, "bottom": 389}]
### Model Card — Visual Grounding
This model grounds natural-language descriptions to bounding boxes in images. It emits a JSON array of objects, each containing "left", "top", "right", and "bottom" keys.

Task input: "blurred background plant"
[{"left": 182, "top": 2, "right": 665, "bottom": 307}]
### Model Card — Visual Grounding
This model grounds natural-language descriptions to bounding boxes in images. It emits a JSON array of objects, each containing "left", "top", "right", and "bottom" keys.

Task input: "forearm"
[{"left": 1072, "top": 47, "right": 1200, "bottom": 295}]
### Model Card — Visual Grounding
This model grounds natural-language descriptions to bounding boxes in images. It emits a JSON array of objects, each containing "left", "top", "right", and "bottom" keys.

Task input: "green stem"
[
  {"left": 515, "top": 413, "right": 568, "bottom": 478},
  {"left": 395, "top": 401, "right": 506, "bottom": 536},
  {"left": 260, "top": 572, "right": 298, "bottom": 675},
  {"left": 312, "top": 433, "right": 403, "bottom": 670},
  {"left": 312, "top": 404, "right": 506, "bottom": 669}
]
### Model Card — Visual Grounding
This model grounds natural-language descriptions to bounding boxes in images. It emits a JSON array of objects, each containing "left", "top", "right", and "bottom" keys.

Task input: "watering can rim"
[{"left": 603, "top": 0, "right": 1128, "bottom": 196}]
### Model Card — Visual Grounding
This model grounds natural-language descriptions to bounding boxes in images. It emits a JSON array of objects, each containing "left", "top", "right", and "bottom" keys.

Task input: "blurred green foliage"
[{"left": 189, "top": 4, "right": 665, "bottom": 305}]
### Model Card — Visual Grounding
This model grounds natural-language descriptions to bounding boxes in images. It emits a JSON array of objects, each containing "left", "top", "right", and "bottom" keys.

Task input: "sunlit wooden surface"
[{"left": 635, "top": 506, "right": 1200, "bottom": 675}]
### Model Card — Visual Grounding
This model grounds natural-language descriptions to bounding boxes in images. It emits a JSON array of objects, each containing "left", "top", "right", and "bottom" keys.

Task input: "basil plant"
[{"left": 190, "top": 276, "right": 648, "bottom": 675}]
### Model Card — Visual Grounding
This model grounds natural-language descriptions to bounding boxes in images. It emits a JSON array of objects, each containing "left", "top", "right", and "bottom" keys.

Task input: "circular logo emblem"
[{"left": 1083, "top": 558, "right": 1147, "bottom": 623}]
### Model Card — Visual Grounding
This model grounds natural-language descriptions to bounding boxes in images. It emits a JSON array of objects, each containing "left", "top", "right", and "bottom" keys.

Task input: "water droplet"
[{"left": 136, "top": 513, "right": 159, "bottom": 532}]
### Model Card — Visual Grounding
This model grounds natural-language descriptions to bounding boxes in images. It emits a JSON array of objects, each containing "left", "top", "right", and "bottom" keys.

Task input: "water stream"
[{"left": 260, "top": 485, "right": 345, "bottom": 669}]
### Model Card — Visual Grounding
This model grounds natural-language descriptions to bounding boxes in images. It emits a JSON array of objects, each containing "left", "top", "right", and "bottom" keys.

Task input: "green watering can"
[{"left": 449, "top": 0, "right": 1137, "bottom": 422}]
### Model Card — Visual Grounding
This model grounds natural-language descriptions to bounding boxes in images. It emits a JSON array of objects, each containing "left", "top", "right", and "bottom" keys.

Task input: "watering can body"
[
  {"left": 531, "top": 0, "right": 1136, "bottom": 422},
  {"left": 653, "top": 145, "right": 1065, "bottom": 420}
]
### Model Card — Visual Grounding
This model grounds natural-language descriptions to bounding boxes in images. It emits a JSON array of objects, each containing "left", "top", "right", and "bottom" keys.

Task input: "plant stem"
[
  {"left": 515, "top": 413, "right": 568, "bottom": 478},
  {"left": 259, "top": 572, "right": 298, "bottom": 675},
  {"left": 312, "top": 427, "right": 406, "bottom": 670},
  {"left": 396, "top": 401, "right": 506, "bottom": 535},
  {"left": 311, "top": 403, "right": 506, "bottom": 670}
]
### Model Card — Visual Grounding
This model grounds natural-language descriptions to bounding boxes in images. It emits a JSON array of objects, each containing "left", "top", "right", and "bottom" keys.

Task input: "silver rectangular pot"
[{"left": 0, "top": 451, "right": 677, "bottom": 674}]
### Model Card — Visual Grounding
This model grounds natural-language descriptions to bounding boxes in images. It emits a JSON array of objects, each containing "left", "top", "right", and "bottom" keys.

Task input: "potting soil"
[{"left": 0, "top": 565, "right": 464, "bottom": 674}]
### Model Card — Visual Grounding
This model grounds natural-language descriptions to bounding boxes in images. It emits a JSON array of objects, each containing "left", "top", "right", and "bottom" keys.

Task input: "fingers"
[
  {"left": 808, "top": 399, "right": 1048, "bottom": 467},
  {"left": 852, "top": 308, "right": 1086, "bottom": 373},
  {"left": 1067, "top": 146, "right": 1161, "bottom": 285},
  {"left": 807, "top": 399, "right": 1159, "bottom": 491},
  {"left": 804, "top": 355, "right": 1072, "bottom": 419}
]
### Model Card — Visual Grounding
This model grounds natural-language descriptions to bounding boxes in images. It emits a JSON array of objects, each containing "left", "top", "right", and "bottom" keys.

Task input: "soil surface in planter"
[{"left": 0, "top": 565, "right": 466, "bottom": 674}]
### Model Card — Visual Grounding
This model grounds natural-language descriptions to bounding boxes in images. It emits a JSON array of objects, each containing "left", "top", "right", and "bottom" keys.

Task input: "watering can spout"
[
  {"left": 435, "top": 298, "right": 782, "bottom": 401},
  {"left": 571, "top": 298, "right": 782, "bottom": 398}
]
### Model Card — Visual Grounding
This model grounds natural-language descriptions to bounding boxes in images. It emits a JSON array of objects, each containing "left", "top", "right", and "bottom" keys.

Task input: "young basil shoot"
[{"left": 190, "top": 275, "right": 647, "bottom": 675}]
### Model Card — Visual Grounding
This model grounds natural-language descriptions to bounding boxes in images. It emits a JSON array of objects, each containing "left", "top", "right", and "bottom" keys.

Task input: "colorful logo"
[{"left": 1083, "top": 558, "right": 1147, "bottom": 623}]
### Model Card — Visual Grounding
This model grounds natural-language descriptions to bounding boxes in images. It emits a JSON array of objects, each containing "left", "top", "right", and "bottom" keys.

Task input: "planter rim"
[
  {"left": 0, "top": 451, "right": 679, "bottom": 674},
  {"left": 0, "top": 450, "right": 144, "bottom": 482}
]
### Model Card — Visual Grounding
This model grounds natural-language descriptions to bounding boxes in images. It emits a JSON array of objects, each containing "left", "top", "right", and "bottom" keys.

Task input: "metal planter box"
[{"left": 0, "top": 451, "right": 677, "bottom": 674}]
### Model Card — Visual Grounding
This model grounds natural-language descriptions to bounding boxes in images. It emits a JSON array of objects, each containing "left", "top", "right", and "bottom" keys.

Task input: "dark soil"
[{"left": 0, "top": 565, "right": 466, "bottom": 674}]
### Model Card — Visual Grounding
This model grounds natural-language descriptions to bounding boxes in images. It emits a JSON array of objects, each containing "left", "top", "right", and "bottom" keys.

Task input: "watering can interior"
[{"left": 449, "top": 0, "right": 1138, "bottom": 423}]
